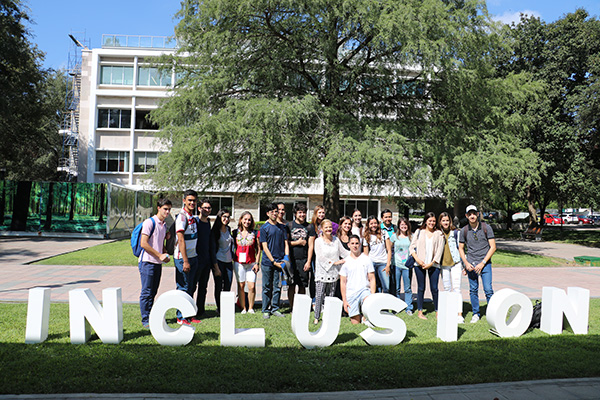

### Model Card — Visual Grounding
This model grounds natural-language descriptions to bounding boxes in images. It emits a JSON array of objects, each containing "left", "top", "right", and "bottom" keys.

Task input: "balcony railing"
[{"left": 101, "top": 34, "right": 178, "bottom": 49}]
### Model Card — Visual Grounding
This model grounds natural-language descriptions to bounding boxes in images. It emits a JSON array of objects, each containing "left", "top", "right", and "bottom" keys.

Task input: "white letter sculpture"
[
  {"left": 25, "top": 287, "right": 51, "bottom": 344},
  {"left": 487, "top": 288, "right": 533, "bottom": 338},
  {"left": 360, "top": 293, "right": 407, "bottom": 346},
  {"left": 437, "top": 291, "right": 462, "bottom": 342},
  {"left": 291, "top": 294, "right": 342, "bottom": 349},
  {"left": 220, "top": 292, "right": 265, "bottom": 347},
  {"left": 69, "top": 288, "right": 123, "bottom": 344},
  {"left": 541, "top": 287, "right": 590, "bottom": 335},
  {"left": 149, "top": 290, "right": 196, "bottom": 346}
]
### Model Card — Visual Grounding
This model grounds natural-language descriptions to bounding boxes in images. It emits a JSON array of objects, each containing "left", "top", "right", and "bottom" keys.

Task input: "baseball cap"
[{"left": 466, "top": 205, "right": 478, "bottom": 214}]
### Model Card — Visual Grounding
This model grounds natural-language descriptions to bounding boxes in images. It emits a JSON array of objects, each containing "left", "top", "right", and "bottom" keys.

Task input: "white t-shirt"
[
  {"left": 365, "top": 234, "right": 388, "bottom": 264},
  {"left": 339, "top": 253, "right": 374, "bottom": 300}
]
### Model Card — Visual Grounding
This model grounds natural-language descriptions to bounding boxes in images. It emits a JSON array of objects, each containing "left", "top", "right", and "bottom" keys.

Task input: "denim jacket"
[{"left": 447, "top": 229, "right": 462, "bottom": 264}]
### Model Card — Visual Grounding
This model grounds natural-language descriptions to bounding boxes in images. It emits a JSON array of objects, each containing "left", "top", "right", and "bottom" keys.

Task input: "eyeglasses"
[
  {"left": 473, "top": 230, "right": 479, "bottom": 241},
  {"left": 201, "top": 206, "right": 212, "bottom": 210}
]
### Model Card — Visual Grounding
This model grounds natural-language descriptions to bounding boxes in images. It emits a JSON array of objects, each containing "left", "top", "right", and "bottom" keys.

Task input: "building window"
[
  {"left": 137, "top": 67, "right": 172, "bottom": 87},
  {"left": 96, "top": 151, "right": 130, "bottom": 172},
  {"left": 204, "top": 197, "right": 233, "bottom": 217},
  {"left": 100, "top": 65, "right": 134, "bottom": 85},
  {"left": 135, "top": 110, "right": 159, "bottom": 130},
  {"left": 97, "top": 109, "right": 131, "bottom": 129},
  {"left": 134, "top": 152, "right": 158, "bottom": 173},
  {"left": 339, "top": 199, "right": 379, "bottom": 219}
]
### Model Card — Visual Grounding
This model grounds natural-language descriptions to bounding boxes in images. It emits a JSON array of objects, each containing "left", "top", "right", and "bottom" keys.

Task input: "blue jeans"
[
  {"left": 414, "top": 266, "right": 440, "bottom": 311},
  {"left": 138, "top": 261, "right": 162, "bottom": 325},
  {"left": 214, "top": 260, "right": 233, "bottom": 312},
  {"left": 261, "top": 261, "right": 281, "bottom": 314},
  {"left": 395, "top": 266, "right": 413, "bottom": 312},
  {"left": 373, "top": 262, "right": 390, "bottom": 293},
  {"left": 467, "top": 261, "right": 494, "bottom": 317},
  {"left": 174, "top": 256, "right": 199, "bottom": 320}
]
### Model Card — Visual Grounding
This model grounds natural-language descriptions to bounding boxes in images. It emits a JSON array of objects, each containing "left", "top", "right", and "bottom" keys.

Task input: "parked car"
[
  {"left": 576, "top": 215, "right": 593, "bottom": 225},
  {"left": 544, "top": 214, "right": 563, "bottom": 225},
  {"left": 512, "top": 212, "right": 529, "bottom": 222},
  {"left": 561, "top": 214, "right": 579, "bottom": 224}
]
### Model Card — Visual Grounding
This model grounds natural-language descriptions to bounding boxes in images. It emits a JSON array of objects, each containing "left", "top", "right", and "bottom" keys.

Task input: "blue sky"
[{"left": 26, "top": 0, "right": 600, "bottom": 70}]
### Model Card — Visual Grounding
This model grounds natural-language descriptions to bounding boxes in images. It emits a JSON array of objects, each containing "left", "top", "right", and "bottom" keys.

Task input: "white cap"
[{"left": 466, "top": 205, "right": 478, "bottom": 213}]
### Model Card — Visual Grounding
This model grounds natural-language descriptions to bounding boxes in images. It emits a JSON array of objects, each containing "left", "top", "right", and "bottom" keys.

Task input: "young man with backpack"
[
  {"left": 173, "top": 190, "right": 200, "bottom": 326},
  {"left": 137, "top": 198, "right": 172, "bottom": 329},
  {"left": 458, "top": 205, "right": 496, "bottom": 323}
]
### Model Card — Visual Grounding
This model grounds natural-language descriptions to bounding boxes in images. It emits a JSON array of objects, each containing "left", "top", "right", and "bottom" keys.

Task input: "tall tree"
[
  {"left": 151, "top": 0, "right": 503, "bottom": 219},
  {"left": 498, "top": 10, "right": 600, "bottom": 221},
  {"left": 0, "top": 0, "right": 65, "bottom": 181}
]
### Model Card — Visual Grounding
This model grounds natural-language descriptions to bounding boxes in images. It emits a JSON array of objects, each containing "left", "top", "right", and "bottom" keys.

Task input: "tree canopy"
[
  {"left": 0, "top": 0, "right": 65, "bottom": 181},
  {"left": 151, "top": 0, "right": 514, "bottom": 218}
]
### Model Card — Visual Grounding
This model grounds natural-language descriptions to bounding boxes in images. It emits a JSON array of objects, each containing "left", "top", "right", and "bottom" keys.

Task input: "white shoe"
[
  {"left": 470, "top": 314, "right": 480, "bottom": 323},
  {"left": 457, "top": 316, "right": 465, "bottom": 324},
  {"left": 362, "top": 318, "right": 375, "bottom": 328},
  {"left": 241, "top": 309, "right": 247, "bottom": 314},
  {"left": 248, "top": 309, "right": 255, "bottom": 314}
]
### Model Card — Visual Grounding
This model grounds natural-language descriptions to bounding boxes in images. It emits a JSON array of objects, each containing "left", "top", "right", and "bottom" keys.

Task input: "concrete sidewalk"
[
  {"left": 0, "top": 377, "right": 599, "bottom": 399},
  {"left": 495, "top": 237, "right": 600, "bottom": 261}
]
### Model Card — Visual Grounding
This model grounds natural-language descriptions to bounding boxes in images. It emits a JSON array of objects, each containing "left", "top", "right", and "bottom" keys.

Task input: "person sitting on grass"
[{"left": 339, "top": 235, "right": 376, "bottom": 325}]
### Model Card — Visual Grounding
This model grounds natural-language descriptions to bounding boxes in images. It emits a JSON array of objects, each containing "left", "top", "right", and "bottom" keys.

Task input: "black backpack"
[
  {"left": 529, "top": 300, "right": 542, "bottom": 330},
  {"left": 165, "top": 214, "right": 188, "bottom": 256}
]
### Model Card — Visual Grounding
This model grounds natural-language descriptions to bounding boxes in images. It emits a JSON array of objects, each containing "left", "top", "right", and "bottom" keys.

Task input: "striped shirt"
[{"left": 174, "top": 208, "right": 198, "bottom": 260}]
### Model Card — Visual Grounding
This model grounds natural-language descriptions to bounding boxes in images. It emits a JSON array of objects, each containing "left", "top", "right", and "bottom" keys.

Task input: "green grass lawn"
[
  {"left": 496, "top": 228, "right": 600, "bottom": 248},
  {"left": 35, "top": 239, "right": 571, "bottom": 268},
  {"left": 0, "top": 300, "right": 598, "bottom": 394}
]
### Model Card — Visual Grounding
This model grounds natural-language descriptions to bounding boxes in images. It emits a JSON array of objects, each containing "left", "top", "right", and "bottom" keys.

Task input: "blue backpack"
[{"left": 131, "top": 218, "right": 155, "bottom": 257}]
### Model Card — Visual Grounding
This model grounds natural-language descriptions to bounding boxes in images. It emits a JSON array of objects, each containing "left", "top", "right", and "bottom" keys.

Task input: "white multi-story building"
[{"left": 77, "top": 34, "right": 438, "bottom": 221}]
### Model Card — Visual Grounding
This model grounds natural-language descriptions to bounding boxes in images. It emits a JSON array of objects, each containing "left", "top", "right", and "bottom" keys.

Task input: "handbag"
[{"left": 405, "top": 255, "right": 416, "bottom": 269}]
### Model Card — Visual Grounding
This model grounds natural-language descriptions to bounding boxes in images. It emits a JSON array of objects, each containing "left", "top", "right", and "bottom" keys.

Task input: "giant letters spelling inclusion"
[
  {"left": 25, "top": 287, "right": 51, "bottom": 344},
  {"left": 360, "top": 293, "right": 407, "bottom": 346},
  {"left": 487, "top": 289, "right": 533, "bottom": 338},
  {"left": 149, "top": 290, "right": 196, "bottom": 346},
  {"left": 69, "top": 288, "right": 123, "bottom": 344},
  {"left": 541, "top": 287, "right": 590, "bottom": 335},
  {"left": 291, "top": 294, "right": 342, "bottom": 349},
  {"left": 220, "top": 291, "right": 265, "bottom": 347}
]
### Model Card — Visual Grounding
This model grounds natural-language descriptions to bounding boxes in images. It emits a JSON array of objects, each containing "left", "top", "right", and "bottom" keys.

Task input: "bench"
[{"left": 521, "top": 226, "right": 543, "bottom": 241}]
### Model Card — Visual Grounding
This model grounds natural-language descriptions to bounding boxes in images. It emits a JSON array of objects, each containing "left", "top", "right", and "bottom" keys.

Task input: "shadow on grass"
[{"left": 2, "top": 335, "right": 599, "bottom": 394}]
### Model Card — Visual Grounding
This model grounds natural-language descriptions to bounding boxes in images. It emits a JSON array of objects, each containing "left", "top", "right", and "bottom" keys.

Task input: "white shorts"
[
  {"left": 234, "top": 262, "right": 257, "bottom": 283},
  {"left": 347, "top": 288, "right": 371, "bottom": 318}
]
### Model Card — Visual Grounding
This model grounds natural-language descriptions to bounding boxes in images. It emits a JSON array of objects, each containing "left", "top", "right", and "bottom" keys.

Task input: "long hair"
[
  {"left": 363, "top": 215, "right": 382, "bottom": 242},
  {"left": 419, "top": 212, "right": 438, "bottom": 231},
  {"left": 237, "top": 211, "right": 255, "bottom": 233},
  {"left": 211, "top": 208, "right": 231, "bottom": 243},
  {"left": 337, "top": 215, "right": 352, "bottom": 239},
  {"left": 437, "top": 211, "right": 456, "bottom": 233},
  {"left": 397, "top": 216, "right": 412, "bottom": 239},
  {"left": 311, "top": 205, "right": 325, "bottom": 227},
  {"left": 352, "top": 208, "right": 363, "bottom": 229}
]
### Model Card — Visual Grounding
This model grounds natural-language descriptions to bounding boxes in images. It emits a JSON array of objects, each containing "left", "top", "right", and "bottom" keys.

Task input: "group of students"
[{"left": 136, "top": 190, "right": 497, "bottom": 328}]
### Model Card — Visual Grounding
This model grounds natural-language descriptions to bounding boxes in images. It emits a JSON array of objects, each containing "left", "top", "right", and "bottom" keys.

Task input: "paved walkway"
[
  {"left": 495, "top": 237, "right": 600, "bottom": 261},
  {"left": 0, "top": 377, "right": 599, "bottom": 399},
  {"left": 1, "top": 237, "right": 600, "bottom": 399}
]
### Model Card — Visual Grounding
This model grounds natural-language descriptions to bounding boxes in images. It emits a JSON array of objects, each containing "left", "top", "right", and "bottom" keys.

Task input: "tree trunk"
[
  {"left": 43, "top": 182, "right": 55, "bottom": 230},
  {"left": 10, "top": 181, "right": 32, "bottom": 231},
  {"left": 97, "top": 184, "right": 105, "bottom": 223},
  {"left": 69, "top": 182, "right": 76, "bottom": 221},
  {"left": 0, "top": 181, "right": 5, "bottom": 226},
  {"left": 526, "top": 186, "right": 538, "bottom": 227},
  {"left": 506, "top": 192, "right": 512, "bottom": 230},
  {"left": 322, "top": 171, "right": 340, "bottom": 222}
]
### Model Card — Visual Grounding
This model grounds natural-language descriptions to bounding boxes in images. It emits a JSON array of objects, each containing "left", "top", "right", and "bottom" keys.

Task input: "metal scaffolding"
[{"left": 58, "top": 32, "right": 89, "bottom": 182}]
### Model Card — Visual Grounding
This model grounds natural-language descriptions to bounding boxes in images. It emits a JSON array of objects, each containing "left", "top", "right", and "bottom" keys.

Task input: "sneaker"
[
  {"left": 177, "top": 318, "right": 192, "bottom": 326},
  {"left": 272, "top": 310, "right": 285, "bottom": 317},
  {"left": 241, "top": 309, "right": 247, "bottom": 315},
  {"left": 248, "top": 309, "right": 255, "bottom": 314},
  {"left": 470, "top": 314, "right": 480, "bottom": 323},
  {"left": 142, "top": 323, "right": 150, "bottom": 329},
  {"left": 190, "top": 317, "right": 202, "bottom": 324},
  {"left": 457, "top": 316, "right": 465, "bottom": 324},
  {"left": 362, "top": 318, "right": 375, "bottom": 328},
  {"left": 263, "top": 312, "right": 270, "bottom": 319},
  {"left": 406, "top": 310, "right": 413, "bottom": 316}
]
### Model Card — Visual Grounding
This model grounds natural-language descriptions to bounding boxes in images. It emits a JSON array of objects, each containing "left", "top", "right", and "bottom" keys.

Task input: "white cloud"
[{"left": 492, "top": 10, "right": 542, "bottom": 25}]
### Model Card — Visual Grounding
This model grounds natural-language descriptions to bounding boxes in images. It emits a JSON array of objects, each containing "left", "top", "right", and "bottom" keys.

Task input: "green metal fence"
[{"left": 0, "top": 181, "right": 154, "bottom": 238}]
